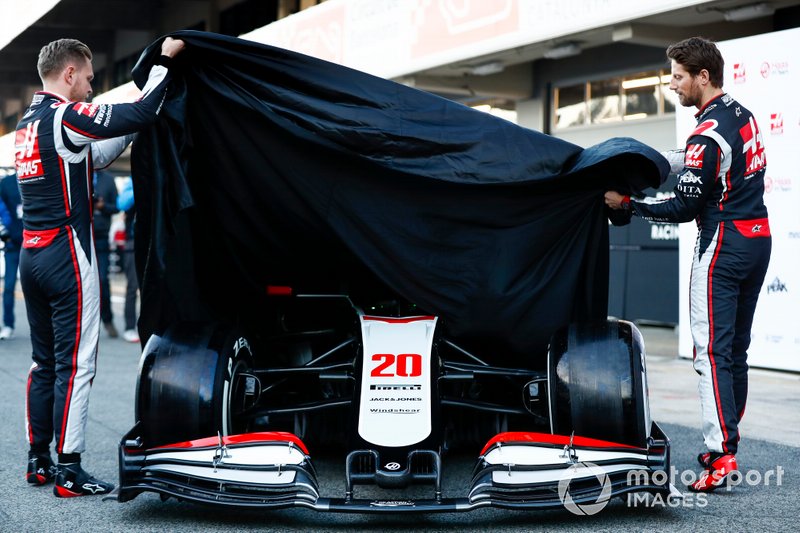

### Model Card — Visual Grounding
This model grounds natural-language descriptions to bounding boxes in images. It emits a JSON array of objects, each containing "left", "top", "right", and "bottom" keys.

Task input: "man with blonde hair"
[{"left": 16, "top": 36, "right": 184, "bottom": 497}]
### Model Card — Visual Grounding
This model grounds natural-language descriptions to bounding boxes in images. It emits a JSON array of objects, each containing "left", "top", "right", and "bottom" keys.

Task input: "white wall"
[
  {"left": 554, "top": 115, "right": 677, "bottom": 151},
  {"left": 515, "top": 97, "right": 544, "bottom": 132}
]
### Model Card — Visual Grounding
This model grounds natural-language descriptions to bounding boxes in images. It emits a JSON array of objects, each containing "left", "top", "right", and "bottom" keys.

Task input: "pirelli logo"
[{"left": 370, "top": 384, "right": 422, "bottom": 391}]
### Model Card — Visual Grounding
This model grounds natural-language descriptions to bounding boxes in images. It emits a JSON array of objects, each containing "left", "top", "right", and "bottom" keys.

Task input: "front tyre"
[
  {"left": 135, "top": 322, "right": 255, "bottom": 447},
  {"left": 547, "top": 319, "right": 650, "bottom": 448}
]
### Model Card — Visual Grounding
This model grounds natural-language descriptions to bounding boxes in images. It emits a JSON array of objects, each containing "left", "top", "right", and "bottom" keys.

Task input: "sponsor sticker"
[
  {"left": 770, "top": 113, "right": 783, "bottom": 135},
  {"left": 14, "top": 121, "right": 44, "bottom": 180},
  {"left": 764, "top": 176, "right": 792, "bottom": 194},
  {"left": 679, "top": 170, "right": 702, "bottom": 184},
  {"left": 760, "top": 60, "right": 789, "bottom": 78},
  {"left": 684, "top": 144, "right": 706, "bottom": 169},
  {"left": 740, "top": 117, "right": 766, "bottom": 175},
  {"left": 733, "top": 63, "right": 746, "bottom": 83},
  {"left": 73, "top": 102, "right": 99, "bottom": 117},
  {"left": 766, "top": 277, "right": 787, "bottom": 294},
  {"left": 677, "top": 169, "right": 703, "bottom": 196},
  {"left": 370, "top": 384, "right": 422, "bottom": 391}
]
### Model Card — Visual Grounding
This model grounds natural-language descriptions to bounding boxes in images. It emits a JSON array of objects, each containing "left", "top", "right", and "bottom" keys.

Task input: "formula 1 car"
[
  {"left": 113, "top": 32, "right": 675, "bottom": 513},
  {"left": 114, "top": 290, "right": 674, "bottom": 513}
]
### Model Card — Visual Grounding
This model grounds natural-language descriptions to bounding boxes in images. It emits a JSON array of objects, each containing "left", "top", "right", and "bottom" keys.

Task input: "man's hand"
[
  {"left": 604, "top": 191, "right": 628, "bottom": 210},
  {"left": 161, "top": 37, "right": 185, "bottom": 58}
]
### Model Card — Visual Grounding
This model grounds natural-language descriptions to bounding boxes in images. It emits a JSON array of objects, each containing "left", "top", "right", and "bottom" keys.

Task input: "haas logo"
[
  {"left": 73, "top": 102, "right": 99, "bottom": 117},
  {"left": 684, "top": 143, "right": 706, "bottom": 169},
  {"left": 15, "top": 121, "right": 44, "bottom": 179},
  {"left": 740, "top": 116, "right": 766, "bottom": 175},
  {"left": 770, "top": 113, "right": 784, "bottom": 135},
  {"left": 733, "top": 63, "right": 746, "bottom": 83}
]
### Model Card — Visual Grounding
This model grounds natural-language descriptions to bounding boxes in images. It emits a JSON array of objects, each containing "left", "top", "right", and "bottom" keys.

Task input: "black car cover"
[{"left": 130, "top": 30, "right": 667, "bottom": 361}]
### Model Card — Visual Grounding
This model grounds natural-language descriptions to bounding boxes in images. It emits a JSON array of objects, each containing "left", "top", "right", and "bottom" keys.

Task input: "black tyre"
[
  {"left": 136, "top": 322, "right": 255, "bottom": 447},
  {"left": 547, "top": 319, "right": 650, "bottom": 448}
]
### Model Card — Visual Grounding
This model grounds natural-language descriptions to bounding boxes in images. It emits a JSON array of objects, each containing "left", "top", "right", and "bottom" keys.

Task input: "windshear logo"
[{"left": 558, "top": 461, "right": 612, "bottom": 516}]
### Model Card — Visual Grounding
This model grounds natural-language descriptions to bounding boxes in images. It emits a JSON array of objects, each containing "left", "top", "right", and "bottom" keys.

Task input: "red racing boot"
[
  {"left": 688, "top": 453, "right": 738, "bottom": 492},
  {"left": 26, "top": 453, "right": 56, "bottom": 485},
  {"left": 697, "top": 452, "right": 711, "bottom": 468}
]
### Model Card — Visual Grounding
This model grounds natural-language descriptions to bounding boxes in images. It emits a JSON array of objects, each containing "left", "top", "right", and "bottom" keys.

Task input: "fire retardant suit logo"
[{"left": 557, "top": 462, "right": 612, "bottom": 515}]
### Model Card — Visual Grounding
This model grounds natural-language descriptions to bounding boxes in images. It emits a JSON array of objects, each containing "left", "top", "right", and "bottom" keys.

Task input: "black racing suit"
[
  {"left": 15, "top": 57, "right": 175, "bottom": 457},
  {"left": 629, "top": 93, "right": 771, "bottom": 455}
]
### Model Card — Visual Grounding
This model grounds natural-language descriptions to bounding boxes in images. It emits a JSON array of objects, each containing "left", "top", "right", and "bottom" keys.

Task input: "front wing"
[{"left": 112, "top": 421, "right": 675, "bottom": 513}]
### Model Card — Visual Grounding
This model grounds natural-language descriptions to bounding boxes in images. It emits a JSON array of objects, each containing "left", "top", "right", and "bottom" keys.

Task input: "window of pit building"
[
  {"left": 554, "top": 69, "right": 674, "bottom": 130},
  {"left": 471, "top": 100, "right": 518, "bottom": 124}
]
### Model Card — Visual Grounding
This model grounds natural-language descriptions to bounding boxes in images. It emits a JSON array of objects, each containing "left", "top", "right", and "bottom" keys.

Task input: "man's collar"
[
  {"left": 35, "top": 90, "right": 70, "bottom": 103},
  {"left": 694, "top": 92, "right": 725, "bottom": 117}
]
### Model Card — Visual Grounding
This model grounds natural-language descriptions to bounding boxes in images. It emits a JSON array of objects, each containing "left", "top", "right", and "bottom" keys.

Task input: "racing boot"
[
  {"left": 26, "top": 453, "right": 56, "bottom": 485},
  {"left": 53, "top": 463, "right": 114, "bottom": 498},
  {"left": 697, "top": 452, "right": 711, "bottom": 468},
  {"left": 688, "top": 453, "right": 738, "bottom": 492}
]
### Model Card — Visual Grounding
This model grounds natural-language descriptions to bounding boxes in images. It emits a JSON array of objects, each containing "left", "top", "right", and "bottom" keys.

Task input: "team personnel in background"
[
  {"left": 116, "top": 177, "right": 139, "bottom": 343},
  {"left": 605, "top": 37, "right": 771, "bottom": 492},
  {"left": 15, "top": 36, "right": 185, "bottom": 497},
  {"left": 92, "top": 170, "right": 119, "bottom": 338},
  {"left": 0, "top": 172, "right": 23, "bottom": 339}
]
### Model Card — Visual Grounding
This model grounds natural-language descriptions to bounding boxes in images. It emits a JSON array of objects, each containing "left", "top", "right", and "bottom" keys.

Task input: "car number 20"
[{"left": 370, "top": 353, "right": 422, "bottom": 377}]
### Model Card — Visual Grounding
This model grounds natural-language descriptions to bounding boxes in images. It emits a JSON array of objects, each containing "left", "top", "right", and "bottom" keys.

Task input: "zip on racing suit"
[
  {"left": 628, "top": 93, "right": 771, "bottom": 455},
  {"left": 15, "top": 56, "right": 175, "bottom": 458}
]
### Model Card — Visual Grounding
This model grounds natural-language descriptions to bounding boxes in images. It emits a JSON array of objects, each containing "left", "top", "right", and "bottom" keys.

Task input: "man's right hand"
[{"left": 161, "top": 37, "right": 185, "bottom": 58}]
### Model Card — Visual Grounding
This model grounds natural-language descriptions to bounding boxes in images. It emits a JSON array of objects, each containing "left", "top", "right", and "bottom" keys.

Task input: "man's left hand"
[{"left": 604, "top": 191, "right": 627, "bottom": 210}]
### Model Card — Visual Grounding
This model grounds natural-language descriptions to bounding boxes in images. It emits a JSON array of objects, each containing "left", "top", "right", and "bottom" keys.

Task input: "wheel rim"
[{"left": 224, "top": 356, "right": 253, "bottom": 435}]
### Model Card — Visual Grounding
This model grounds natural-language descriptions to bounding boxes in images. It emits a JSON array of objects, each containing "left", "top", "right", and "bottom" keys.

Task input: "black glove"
[
  {"left": 0, "top": 220, "right": 9, "bottom": 242},
  {"left": 607, "top": 205, "right": 633, "bottom": 226}
]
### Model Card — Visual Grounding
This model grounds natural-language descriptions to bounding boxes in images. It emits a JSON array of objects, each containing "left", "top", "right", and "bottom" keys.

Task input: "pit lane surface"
[{"left": 1, "top": 294, "right": 797, "bottom": 531}]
